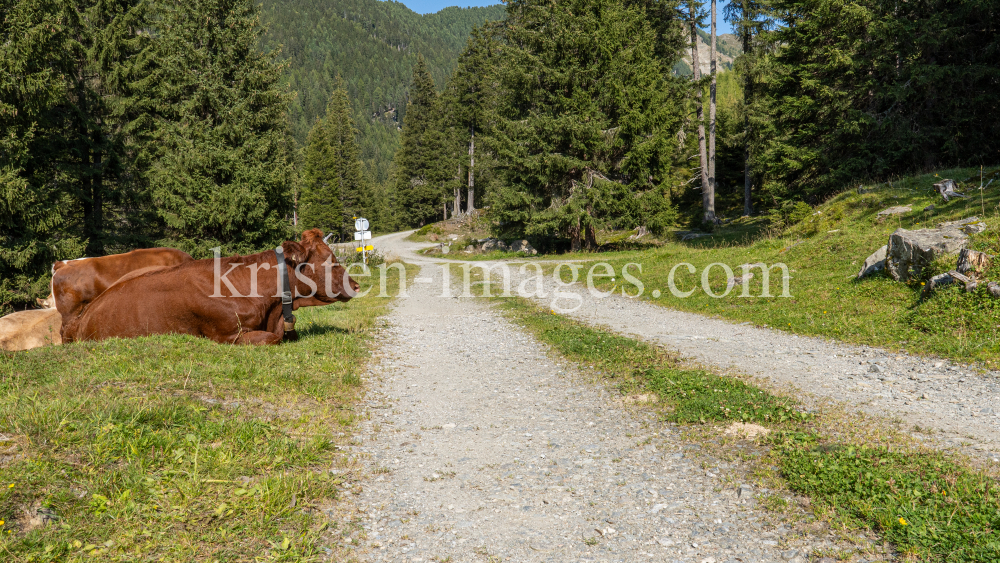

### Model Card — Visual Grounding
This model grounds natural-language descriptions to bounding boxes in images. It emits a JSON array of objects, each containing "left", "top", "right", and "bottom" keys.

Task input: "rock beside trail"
[
  {"left": 508, "top": 239, "right": 537, "bottom": 255},
  {"left": 480, "top": 238, "right": 508, "bottom": 252},
  {"left": 857, "top": 245, "right": 888, "bottom": 279},
  {"left": 477, "top": 238, "right": 537, "bottom": 255},
  {"left": 886, "top": 225, "right": 970, "bottom": 282}
]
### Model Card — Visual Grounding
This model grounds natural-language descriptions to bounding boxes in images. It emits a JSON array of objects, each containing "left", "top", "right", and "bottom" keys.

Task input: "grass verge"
[
  {"left": 494, "top": 296, "right": 1000, "bottom": 561},
  {"left": 0, "top": 263, "right": 416, "bottom": 562}
]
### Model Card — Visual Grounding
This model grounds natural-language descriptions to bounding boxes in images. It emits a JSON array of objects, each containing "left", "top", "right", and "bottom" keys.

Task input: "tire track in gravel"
[
  {"left": 372, "top": 230, "right": 1000, "bottom": 460},
  {"left": 352, "top": 261, "right": 825, "bottom": 563}
]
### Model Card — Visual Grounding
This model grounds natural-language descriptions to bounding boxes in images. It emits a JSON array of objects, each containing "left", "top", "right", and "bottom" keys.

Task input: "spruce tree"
[
  {"left": 445, "top": 23, "right": 504, "bottom": 215},
  {"left": 300, "top": 77, "right": 367, "bottom": 239},
  {"left": 489, "top": 0, "right": 683, "bottom": 249},
  {"left": 300, "top": 117, "right": 344, "bottom": 237},
  {"left": 0, "top": 0, "right": 84, "bottom": 307},
  {"left": 393, "top": 55, "right": 446, "bottom": 226},
  {"left": 146, "top": 0, "right": 294, "bottom": 256}
]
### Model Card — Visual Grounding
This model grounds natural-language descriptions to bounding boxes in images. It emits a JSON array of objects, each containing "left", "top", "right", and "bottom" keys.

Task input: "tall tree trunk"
[
  {"left": 454, "top": 164, "right": 462, "bottom": 217},
  {"left": 688, "top": 4, "right": 710, "bottom": 221},
  {"left": 739, "top": 0, "right": 754, "bottom": 217},
  {"left": 467, "top": 127, "right": 475, "bottom": 213},
  {"left": 743, "top": 143, "right": 753, "bottom": 216},
  {"left": 706, "top": 0, "right": 718, "bottom": 224},
  {"left": 585, "top": 223, "right": 598, "bottom": 250},
  {"left": 569, "top": 219, "right": 582, "bottom": 252}
]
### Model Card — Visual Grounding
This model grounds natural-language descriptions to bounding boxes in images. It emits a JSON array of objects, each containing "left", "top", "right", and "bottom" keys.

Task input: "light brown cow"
[
  {"left": 49, "top": 248, "right": 193, "bottom": 332},
  {"left": 0, "top": 309, "right": 61, "bottom": 351}
]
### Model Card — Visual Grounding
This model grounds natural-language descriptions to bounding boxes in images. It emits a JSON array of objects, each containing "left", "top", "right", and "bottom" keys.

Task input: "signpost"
[{"left": 353, "top": 217, "right": 372, "bottom": 265}]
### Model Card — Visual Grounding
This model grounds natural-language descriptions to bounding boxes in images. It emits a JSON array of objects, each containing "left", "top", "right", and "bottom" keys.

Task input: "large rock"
[
  {"left": 937, "top": 216, "right": 986, "bottom": 235},
  {"left": 886, "top": 227, "right": 968, "bottom": 281},
  {"left": 509, "top": 240, "right": 537, "bottom": 255},
  {"left": 480, "top": 238, "right": 510, "bottom": 252},
  {"left": 857, "top": 245, "right": 887, "bottom": 279},
  {"left": 877, "top": 206, "right": 911, "bottom": 219},
  {"left": 0, "top": 309, "right": 61, "bottom": 351}
]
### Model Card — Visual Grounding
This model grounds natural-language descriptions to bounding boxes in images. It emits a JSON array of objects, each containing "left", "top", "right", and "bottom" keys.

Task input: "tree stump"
[
  {"left": 933, "top": 179, "right": 967, "bottom": 202},
  {"left": 957, "top": 248, "right": 993, "bottom": 277}
]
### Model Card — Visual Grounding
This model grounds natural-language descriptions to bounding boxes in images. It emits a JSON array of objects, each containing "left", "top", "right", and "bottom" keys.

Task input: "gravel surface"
[
  {"left": 373, "top": 231, "right": 1000, "bottom": 460},
  {"left": 354, "top": 261, "right": 826, "bottom": 562}
]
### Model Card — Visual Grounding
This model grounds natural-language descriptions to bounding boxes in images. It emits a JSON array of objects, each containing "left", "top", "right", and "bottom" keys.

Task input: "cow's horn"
[{"left": 323, "top": 233, "right": 333, "bottom": 243}]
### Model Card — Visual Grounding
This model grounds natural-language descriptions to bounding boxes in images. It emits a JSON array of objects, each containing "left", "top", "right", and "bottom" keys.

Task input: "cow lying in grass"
[
  {"left": 63, "top": 229, "right": 359, "bottom": 345},
  {"left": 0, "top": 309, "right": 61, "bottom": 351},
  {"left": 45, "top": 248, "right": 193, "bottom": 332}
]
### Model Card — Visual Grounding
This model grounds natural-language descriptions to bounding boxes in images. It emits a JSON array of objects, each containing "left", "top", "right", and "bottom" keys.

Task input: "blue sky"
[{"left": 396, "top": 0, "right": 735, "bottom": 34}]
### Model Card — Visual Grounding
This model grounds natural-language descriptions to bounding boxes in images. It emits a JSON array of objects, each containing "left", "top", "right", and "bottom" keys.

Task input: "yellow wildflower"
[{"left": 899, "top": 517, "right": 908, "bottom": 526}]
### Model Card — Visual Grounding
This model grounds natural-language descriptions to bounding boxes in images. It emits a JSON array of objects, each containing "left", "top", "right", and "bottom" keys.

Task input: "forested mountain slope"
[{"left": 259, "top": 0, "right": 505, "bottom": 183}]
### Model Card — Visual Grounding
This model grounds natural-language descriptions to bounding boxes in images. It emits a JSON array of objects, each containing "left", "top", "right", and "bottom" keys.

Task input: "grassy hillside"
[
  {"left": 593, "top": 167, "right": 1000, "bottom": 364},
  {"left": 259, "top": 0, "right": 505, "bottom": 183},
  {"left": 453, "top": 167, "right": 1000, "bottom": 364}
]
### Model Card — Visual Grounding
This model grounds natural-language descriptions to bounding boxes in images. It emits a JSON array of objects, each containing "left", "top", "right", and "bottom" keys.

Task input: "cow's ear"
[
  {"left": 281, "top": 241, "right": 310, "bottom": 264},
  {"left": 300, "top": 229, "right": 324, "bottom": 245}
]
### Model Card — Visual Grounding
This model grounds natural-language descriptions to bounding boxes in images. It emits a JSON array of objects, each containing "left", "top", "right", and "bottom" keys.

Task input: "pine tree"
[
  {"left": 146, "top": 0, "right": 294, "bottom": 257},
  {"left": 490, "top": 0, "right": 683, "bottom": 249},
  {"left": 393, "top": 55, "right": 446, "bottom": 227},
  {"left": 300, "top": 117, "right": 344, "bottom": 236},
  {"left": 0, "top": 0, "right": 84, "bottom": 307},
  {"left": 300, "top": 77, "right": 367, "bottom": 239},
  {"left": 724, "top": 0, "right": 769, "bottom": 216},
  {"left": 325, "top": 80, "right": 367, "bottom": 236},
  {"left": 0, "top": 0, "right": 154, "bottom": 307},
  {"left": 687, "top": 0, "right": 712, "bottom": 225},
  {"left": 445, "top": 22, "right": 504, "bottom": 215}
]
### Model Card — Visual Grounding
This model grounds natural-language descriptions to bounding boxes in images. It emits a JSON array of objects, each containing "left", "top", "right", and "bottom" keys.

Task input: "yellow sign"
[{"left": 355, "top": 245, "right": 374, "bottom": 252}]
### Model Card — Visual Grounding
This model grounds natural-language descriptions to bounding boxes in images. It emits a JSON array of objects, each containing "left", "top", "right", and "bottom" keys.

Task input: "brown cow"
[
  {"left": 49, "top": 248, "right": 193, "bottom": 331},
  {"left": 62, "top": 229, "right": 359, "bottom": 345}
]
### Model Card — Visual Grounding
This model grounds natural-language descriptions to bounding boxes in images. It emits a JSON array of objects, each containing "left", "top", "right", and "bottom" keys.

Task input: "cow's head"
[{"left": 283, "top": 229, "right": 359, "bottom": 307}]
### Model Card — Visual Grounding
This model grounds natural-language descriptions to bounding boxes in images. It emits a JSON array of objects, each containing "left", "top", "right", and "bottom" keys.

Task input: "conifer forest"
[{"left": 2, "top": 0, "right": 998, "bottom": 307}]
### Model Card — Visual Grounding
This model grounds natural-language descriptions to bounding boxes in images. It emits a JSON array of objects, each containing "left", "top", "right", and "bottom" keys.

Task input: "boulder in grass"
[
  {"left": 877, "top": 206, "right": 911, "bottom": 220},
  {"left": 937, "top": 216, "right": 986, "bottom": 235},
  {"left": 480, "top": 238, "right": 509, "bottom": 252},
  {"left": 886, "top": 227, "right": 968, "bottom": 282},
  {"left": 989, "top": 282, "right": 1000, "bottom": 298},
  {"left": 857, "top": 245, "right": 888, "bottom": 279}
]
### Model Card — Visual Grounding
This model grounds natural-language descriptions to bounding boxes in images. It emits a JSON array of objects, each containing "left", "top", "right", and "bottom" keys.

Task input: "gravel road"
[
  {"left": 373, "top": 231, "right": 1000, "bottom": 458},
  {"left": 353, "top": 261, "right": 829, "bottom": 562}
]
